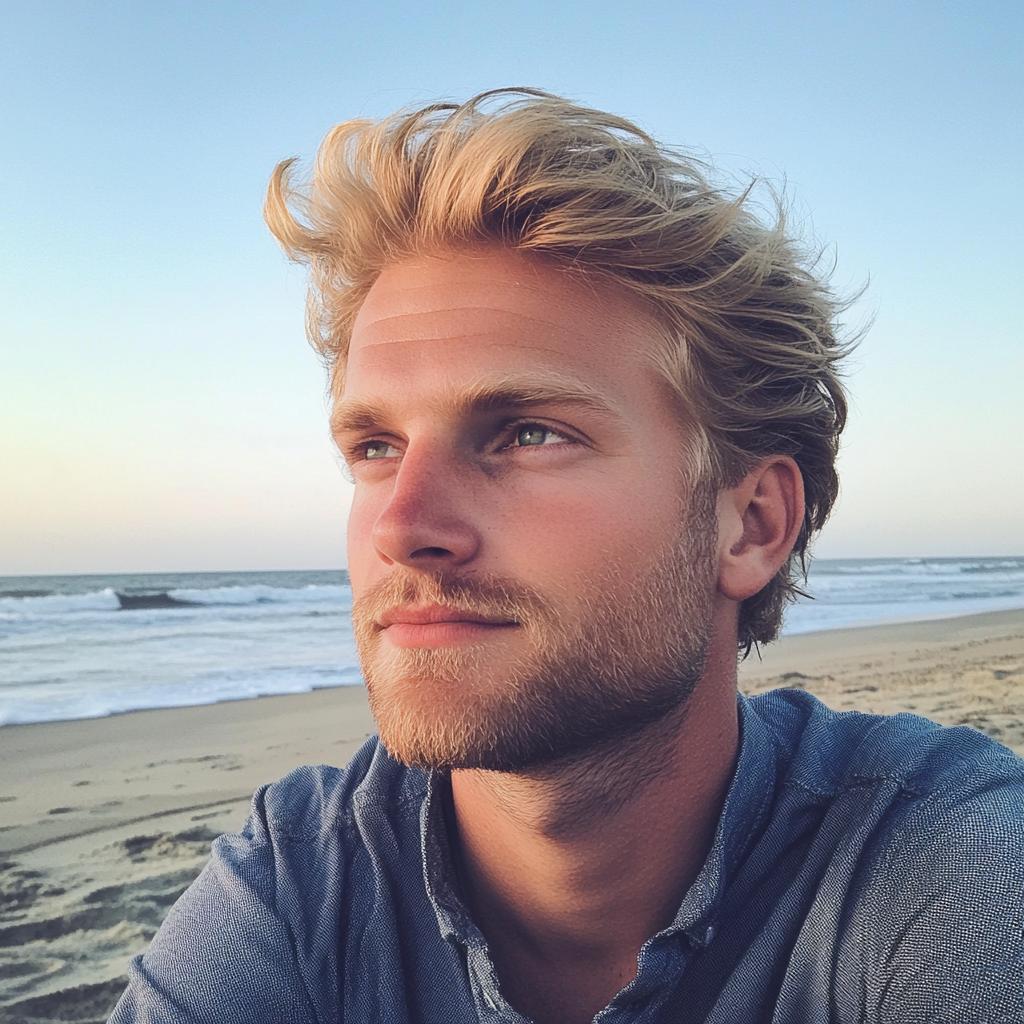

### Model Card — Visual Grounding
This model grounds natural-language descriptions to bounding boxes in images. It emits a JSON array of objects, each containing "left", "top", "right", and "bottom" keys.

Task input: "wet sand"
[{"left": 2, "top": 608, "right": 1022, "bottom": 1023}]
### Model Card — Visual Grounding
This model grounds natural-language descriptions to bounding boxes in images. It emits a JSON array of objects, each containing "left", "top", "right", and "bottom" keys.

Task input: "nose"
[{"left": 369, "top": 444, "right": 482, "bottom": 570}]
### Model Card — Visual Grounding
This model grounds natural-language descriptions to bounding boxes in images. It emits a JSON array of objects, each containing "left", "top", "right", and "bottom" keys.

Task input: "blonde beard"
[{"left": 352, "top": 496, "right": 718, "bottom": 771}]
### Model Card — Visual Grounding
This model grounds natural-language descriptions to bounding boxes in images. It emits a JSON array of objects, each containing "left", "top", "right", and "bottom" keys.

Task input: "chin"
[{"left": 361, "top": 645, "right": 527, "bottom": 768}]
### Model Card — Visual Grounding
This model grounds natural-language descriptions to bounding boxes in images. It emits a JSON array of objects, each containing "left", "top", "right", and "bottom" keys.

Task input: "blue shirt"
[{"left": 109, "top": 690, "right": 1024, "bottom": 1023}]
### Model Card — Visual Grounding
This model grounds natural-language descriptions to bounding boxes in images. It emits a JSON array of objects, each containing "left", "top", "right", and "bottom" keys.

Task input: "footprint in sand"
[{"left": 0, "top": 827, "right": 221, "bottom": 1021}]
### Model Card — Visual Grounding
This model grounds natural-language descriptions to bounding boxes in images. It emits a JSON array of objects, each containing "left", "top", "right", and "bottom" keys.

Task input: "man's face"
[{"left": 336, "top": 248, "right": 719, "bottom": 770}]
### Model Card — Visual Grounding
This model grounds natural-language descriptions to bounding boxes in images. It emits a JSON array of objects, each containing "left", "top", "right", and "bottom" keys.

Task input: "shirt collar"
[
  {"left": 420, "top": 768, "right": 488, "bottom": 948},
  {"left": 665, "top": 694, "right": 778, "bottom": 947}
]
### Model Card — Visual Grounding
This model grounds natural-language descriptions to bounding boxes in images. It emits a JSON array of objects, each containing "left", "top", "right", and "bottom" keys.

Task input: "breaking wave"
[{"left": 0, "top": 584, "right": 353, "bottom": 620}]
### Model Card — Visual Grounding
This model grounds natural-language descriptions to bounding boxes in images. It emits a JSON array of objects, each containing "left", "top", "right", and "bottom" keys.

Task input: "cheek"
[{"left": 491, "top": 479, "right": 674, "bottom": 579}]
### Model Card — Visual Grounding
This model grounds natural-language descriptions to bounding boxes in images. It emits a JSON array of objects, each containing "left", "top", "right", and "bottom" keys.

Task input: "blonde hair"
[{"left": 264, "top": 88, "right": 851, "bottom": 650}]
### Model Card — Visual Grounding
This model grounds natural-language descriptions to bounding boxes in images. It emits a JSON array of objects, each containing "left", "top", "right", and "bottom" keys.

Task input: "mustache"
[{"left": 351, "top": 572, "right": 556, "bottom": 633}]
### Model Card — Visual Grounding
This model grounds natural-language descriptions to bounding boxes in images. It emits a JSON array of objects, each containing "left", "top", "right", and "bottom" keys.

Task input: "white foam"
[
  {"left": 0, "top": 583, "right": 353, "bottom": 620},
  {"left": 782, "top": 592, "right": 1024, "bottom": 635},
  {"left": 0, "top": 587, "right": 121, "bottom": 617},
  {"left": 0, "top": 664, "right": 365, "bottom": 726}
]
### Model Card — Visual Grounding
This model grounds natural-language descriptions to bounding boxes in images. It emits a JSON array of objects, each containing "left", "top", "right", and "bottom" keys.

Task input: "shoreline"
[
  {"left": 2, "top": 606, "right": 1022, "bottom": 1022},
  {"left": 4, "top": 554, "right": 1023, "bottom": 731},
  {"left": 5, "top": 602, "right": 1024, "bottom": 732},
  {"left": 3, "top": 605, "right": 1022, "bottom": 853}
]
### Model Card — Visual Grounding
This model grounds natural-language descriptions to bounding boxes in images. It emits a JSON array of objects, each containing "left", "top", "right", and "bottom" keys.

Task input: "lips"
[
  {"left": 376, "top": 605, "right": 518, "bottom": 648},
  {"left": 377, "top": 605, "right": 516, "bottom": 628}
]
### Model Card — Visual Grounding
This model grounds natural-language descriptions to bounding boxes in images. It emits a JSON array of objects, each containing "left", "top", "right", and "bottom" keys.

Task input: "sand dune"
[{"left": 1, "top": 609, "right": 1022, "bottom": 1023}]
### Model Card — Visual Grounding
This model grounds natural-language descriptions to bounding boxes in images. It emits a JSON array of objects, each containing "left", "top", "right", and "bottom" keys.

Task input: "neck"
[{"left": 448, "top": 634, "right": 740, "bottom": 1024}]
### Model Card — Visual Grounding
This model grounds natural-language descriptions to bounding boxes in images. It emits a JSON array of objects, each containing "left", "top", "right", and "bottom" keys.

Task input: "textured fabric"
[{"left": 109, "top": 690, "right": 1024, "bottom": 1023}]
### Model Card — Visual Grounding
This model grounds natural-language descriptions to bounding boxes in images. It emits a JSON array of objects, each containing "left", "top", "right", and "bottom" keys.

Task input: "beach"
[{"left": 2, "top": 607, "right": 1023, "bottom": 1023}]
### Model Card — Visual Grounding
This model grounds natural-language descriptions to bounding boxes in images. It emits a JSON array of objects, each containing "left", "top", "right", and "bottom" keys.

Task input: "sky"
[{"left": 2, "top": 0, "right": 1022, "bottom": 575}]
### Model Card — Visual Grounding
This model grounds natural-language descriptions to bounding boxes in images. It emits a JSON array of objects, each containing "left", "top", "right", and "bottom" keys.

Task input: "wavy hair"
[{"left": 264, "top": 88, "right": 852, "bottom": 651}]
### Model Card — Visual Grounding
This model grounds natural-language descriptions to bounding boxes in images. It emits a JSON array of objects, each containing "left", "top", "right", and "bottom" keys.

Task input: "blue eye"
[
  {"left": 516, "top": 426, "right": 552, "bottom": 446},
  {"left": 364, "top": 441, "right": 398, "bottom": 460}
]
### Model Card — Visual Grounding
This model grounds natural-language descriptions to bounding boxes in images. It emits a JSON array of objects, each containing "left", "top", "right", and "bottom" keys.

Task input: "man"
[{"left": 110, "top": 90, "right": 1024, "bottom": 1024}]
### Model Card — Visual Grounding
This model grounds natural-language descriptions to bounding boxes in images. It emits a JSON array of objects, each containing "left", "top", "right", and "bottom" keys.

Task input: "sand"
[
  {"left": 2, "top": 607, "right": 1022, "bottom": 1023},
  {"left": 0, "top": 688, "right": 376, "bottom": 1024},
  {"left": 738, "top": 607, "right": 1024, "bottom": 754}
]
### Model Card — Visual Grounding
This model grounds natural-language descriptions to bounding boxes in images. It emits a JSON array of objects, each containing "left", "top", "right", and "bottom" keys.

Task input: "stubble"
[{"left": 351, "top": 484, "right": 719, "bottom": 772}]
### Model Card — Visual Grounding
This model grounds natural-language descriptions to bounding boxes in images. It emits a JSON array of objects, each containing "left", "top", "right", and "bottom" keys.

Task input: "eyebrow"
[{"left": 330, "top": 373, "right": 617, "bottom": 436}]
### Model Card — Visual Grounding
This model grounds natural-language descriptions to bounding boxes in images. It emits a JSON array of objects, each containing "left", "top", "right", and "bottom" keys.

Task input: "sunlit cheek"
[{"left": 499, "top": 479, "right": 656, "bottom": 574}]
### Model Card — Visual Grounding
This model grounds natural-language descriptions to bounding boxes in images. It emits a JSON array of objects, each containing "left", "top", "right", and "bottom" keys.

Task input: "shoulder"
[
  {"left": 245, "top": 734, "right": 429, "bottom": 848},
  {"left": 747, "top": 691, "right": 1024, "bottom": 1021},
  {"left": 746, "top": 687, "right": 1024, "bottom": 803},
  {"left": 745, "top": 688, "right": 1024, "bottom": 912},
  {"left": 108, "top": 737, "right": 428, "bottom": 1023}
]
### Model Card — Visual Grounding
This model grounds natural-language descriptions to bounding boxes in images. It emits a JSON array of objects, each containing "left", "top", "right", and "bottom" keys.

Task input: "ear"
[{"left": 716, "top": 456, "right": 805, "bottom": 602}]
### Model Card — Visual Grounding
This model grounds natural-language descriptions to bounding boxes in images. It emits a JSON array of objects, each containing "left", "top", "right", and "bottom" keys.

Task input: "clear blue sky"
[{"left": 2, "top": 0, "right": 1021, "bottom": 573}]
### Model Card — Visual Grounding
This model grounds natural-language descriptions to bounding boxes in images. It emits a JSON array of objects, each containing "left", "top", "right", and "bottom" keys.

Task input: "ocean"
[{"left": 2, "top": 557, "right": 1023, "bottom": 727}]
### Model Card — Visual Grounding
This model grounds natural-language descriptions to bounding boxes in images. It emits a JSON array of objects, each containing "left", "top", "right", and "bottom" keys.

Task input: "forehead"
[{"left": 343, "top": 249, "right": 669, "bottom": 404}]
